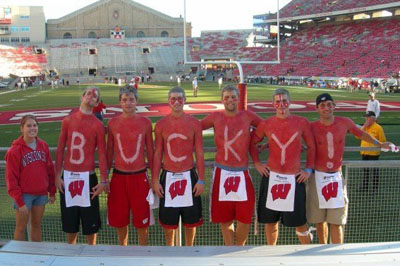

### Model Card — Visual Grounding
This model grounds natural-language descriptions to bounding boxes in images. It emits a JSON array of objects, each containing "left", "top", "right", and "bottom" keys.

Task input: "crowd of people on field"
[{"left": 5, "top": 84, "right": 398, "bottom": 247}]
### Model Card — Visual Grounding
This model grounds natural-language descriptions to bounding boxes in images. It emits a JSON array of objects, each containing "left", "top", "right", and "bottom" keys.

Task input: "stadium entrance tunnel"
[{"left": 88, "top": 68, "right": 97, "bottom": 76}]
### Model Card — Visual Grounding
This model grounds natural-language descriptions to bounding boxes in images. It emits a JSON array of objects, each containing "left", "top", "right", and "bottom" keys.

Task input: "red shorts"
[
  {"left": 210, "top": 167, "right": 255, "bottom": 224},
  {"left": 107, "top": 169, "right": 150, "bottom": 228}
]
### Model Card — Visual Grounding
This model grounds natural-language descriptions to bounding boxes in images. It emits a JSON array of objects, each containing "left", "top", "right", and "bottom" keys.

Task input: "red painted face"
[
  {"left": 83, "top": 88, "right": 99, "bottom": 107},
  {"left": 169, "top": 97, "right": 184, "bottom": 105},
  {"left": 168, "top": 92, "right": 185, "bottom": 113},
  {"left": 222, "top": 90, "right": 238, "bottom": 112},
  {"left": 273, "top": 94, "right": 289, "bottom": 114}
]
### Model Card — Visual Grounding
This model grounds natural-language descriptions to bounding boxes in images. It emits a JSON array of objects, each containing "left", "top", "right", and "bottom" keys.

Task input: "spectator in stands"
[
  {"left": 359, "top": 111, "right": 386, "bottom": 195},
  {"left": 307, "top": 94, "right": 391, "bottom": 244},
  {"left": 250, "top": 88, "right": 315, "bottom": 245},
  {"left": 106, "top": 86, "right": 154, "bottom": 246},
  {"left": 152, "top": 87, "right": 205, "bottom": 246},
  {"left": 55, "top": 86, "right": 108, "bottom": 245},
  {"left": 201, "top": 85, "right": 261, "bottom": 246},
  {"left": 192, "top": 76, "right": 198, "bottom": 97},
  {"left": 177, "top": 76, "right": 181, "bottom": 87},
  {"left": 366, "top": 92, "right": 380, "bottom": 119},
  {"left": 93, "top": 99, "right": 106, "bottom": 121},
  {"left": 5, "top": 115, "right": 56, "bottom": 242}
]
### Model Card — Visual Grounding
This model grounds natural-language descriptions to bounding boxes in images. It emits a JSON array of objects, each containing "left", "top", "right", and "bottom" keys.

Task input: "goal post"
[{"left": 183, "top": 0, "right": 282, "bottom": 109}]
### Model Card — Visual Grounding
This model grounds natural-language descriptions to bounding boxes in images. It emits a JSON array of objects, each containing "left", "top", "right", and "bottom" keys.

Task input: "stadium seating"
[
  {"left": 46, "top": 38, "right": 186, "bottom": 75},
  {"left": 3, "top": 16, "right": 400, "bottom": 80},
  {"left": 239, "top": 17, "right": 400, "bottom": 78},
  {"left": 275, "top": 0, "right": 399, "bottom": 19},
  {"left": 0, "top": 45, "right": 46, "bottom": 77}
]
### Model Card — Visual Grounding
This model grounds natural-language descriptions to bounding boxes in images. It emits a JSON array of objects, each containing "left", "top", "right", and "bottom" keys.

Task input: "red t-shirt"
[
  {"left": 107, "top": 115, "right": 153, "bottom": 172},
  {"left": 55, "top": 111, "right": 108, "bottom": 181},
  {"left": 153, "top": 113, "right": 204, "bottom": 180},
  {"left": 92, "top": 102, "right": 106, "bottom": 113},
  {"left": 311, "top": 117, "right": 363, "bottom": 172},
  {"left": 252, "top": 115, "right": 315, "bottom": 174},
  {"left": 201, "top": 110, "right": 261, "bottom": 168}
]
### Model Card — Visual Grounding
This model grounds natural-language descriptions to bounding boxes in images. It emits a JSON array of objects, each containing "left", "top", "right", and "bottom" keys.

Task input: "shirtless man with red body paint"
[
  {"left": 201, "top": 85, "right": 261, "bottom": 246},
  {"left": 106, "top": 86, "right": 153, "bottom": 246},
  {"left": 153, "top": 87, "right": 205, "bottom": 246},
  {"left": 250, "top": 88, "right": 315, "bottom": 245},
  {"left": 307, "top": 93, "right": 392, "bottom": 244},
  {"left": 55, "top": 87, "right": 108, "bottom": 245}
]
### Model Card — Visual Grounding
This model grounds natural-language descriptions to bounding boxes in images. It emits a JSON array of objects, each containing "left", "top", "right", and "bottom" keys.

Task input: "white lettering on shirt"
[
  {"left": 271, "top": 132, "right": 299, "bottom": 166},
  {"left": 224, "top": 126, "right": 243, "bottom": 161},
  {"left": 70, "top": 131, "right": 85, "bottom": 164},
  {"left": 167, "top": 133, "right": 188, "bottom": 162},
  {"left": 116, "top": 133, "right": 142, "bottom": 164}
]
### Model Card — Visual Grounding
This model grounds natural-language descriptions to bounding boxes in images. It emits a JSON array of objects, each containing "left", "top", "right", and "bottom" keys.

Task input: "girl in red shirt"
[{"left": 5, "top": 115, "right": 56, "bottom": 241}]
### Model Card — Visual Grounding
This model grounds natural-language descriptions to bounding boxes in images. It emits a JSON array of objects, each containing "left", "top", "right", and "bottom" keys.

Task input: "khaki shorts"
[{"left": 306, "top": 172, "right": 348, "bottom": 225}]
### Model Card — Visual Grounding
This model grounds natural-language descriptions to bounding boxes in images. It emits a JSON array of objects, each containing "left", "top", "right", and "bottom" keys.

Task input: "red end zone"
[{"left": 1, "top": 101, "right": 400, "bottom": 125}]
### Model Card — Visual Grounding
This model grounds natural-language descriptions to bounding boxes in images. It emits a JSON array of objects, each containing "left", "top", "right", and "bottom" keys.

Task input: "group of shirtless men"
[{"left": 55, "top": 85, "right": 392, "bottom": 246}]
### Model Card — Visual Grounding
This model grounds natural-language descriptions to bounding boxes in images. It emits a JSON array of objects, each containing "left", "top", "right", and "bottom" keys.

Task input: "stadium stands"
[
  {"left": 2, "top": 16, "right": 400, "bottom": 81},
  {"left": 46, "top": 38, "right": 185, "bottom": 76},
  {"left": 0, "top": 45, "right": 46, "bottom": 77},
  {"left": 241, "top": 17, "right": 400, "bottom": 78},
  {"left": 263, "top": 0, "right": 400, "bottom": 19}
]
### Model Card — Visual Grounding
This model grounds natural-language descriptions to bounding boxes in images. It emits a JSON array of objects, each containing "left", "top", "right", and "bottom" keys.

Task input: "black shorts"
[
  {"left": 159, "top": 168, "right": 203, "bottom": 229},
  {"left": 257, "top": 174, "right": 307, "bottom": 227},
  {"left": 60, "top": 173, "right": 101, "bottom": 235}
]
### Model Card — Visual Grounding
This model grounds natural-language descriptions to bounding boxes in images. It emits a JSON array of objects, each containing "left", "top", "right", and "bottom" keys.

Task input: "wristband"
[
  {"left": 374, "top": 139, "right": 379, "bottom": 145},
  {"left": 101, "top": 180, "right": 109, "bottom": 184},
  {"left": 305, "top": 168, "right": 313, "bottom": 174},
  {"left": 197, "top": 180, "right": 205, "bottom": 185}
]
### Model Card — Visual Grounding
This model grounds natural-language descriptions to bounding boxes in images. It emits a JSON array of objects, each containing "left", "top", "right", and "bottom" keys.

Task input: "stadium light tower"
[{"left": 183, "top": 0, "right": 281, "bottom": 110}]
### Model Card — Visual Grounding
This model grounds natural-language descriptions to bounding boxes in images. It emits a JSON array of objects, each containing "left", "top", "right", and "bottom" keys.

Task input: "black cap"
[
  {"left": 316, "top": 93, "right": 334, "bottom": 106},
  {"left": 365, "top": 111, "right": 376, "bottom": 117}
]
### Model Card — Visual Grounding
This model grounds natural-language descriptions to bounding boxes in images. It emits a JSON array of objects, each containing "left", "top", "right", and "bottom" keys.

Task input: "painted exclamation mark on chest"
[{"left": 326, "top": 132, "right": 334, "bottom": 169}]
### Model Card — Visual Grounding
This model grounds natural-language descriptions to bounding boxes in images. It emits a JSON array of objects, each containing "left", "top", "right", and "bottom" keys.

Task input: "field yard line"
[{"left": 0, "top": 89, "right": 17, "bottom": 95}]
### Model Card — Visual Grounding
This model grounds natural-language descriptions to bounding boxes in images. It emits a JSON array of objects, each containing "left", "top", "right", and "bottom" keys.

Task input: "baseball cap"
[
  {"left": 369, "top": 92, "right": 375, "bottom": 97},
  {"left": 365, "top": 111, "right": 376, "bottom": 117},
  {"left": 316, "top": 93, "right": 334, "bottom": 106}
]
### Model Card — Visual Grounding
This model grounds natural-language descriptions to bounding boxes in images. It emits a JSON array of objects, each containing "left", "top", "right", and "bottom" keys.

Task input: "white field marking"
[
  {"left": 0, "top": 104, "right": 12, "bottom": 107},
  {"left": 10, "top": 99, "right": 26, "bottom": 102},
  {"left": 0, "top": 90, "right": 17, "bottom": 95},
  {"left": 203, "top": 128, "right": 214, "bottom": 135}
]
